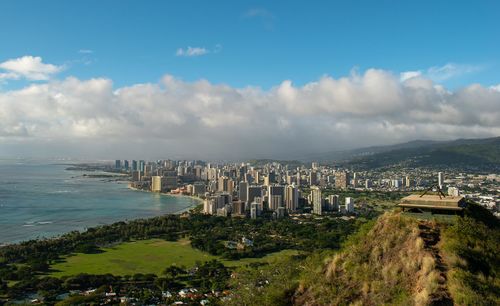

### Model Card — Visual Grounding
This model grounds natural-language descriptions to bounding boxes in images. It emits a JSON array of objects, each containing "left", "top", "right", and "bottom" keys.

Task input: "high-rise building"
[
  {"left": 151, "top": 176, "right": 162, "bottom": 192},
  {"left": 268, "top": 185, "right": 285, "bottom": 210},
  {"left": 177, "top": 165, "right": 185, "bottom": 176},
  {"left": 132, "top": 160, "right": 138, "bottom": 171},
  {"left": 239, "top": 181, "right": 248, "bottom": 202},
  {"left": 204, "top": 196, "right": 218, "bottom": 215},
  {"left": 345, "top": 197, "right": 355, "bottom": 213},
  {"left": 194, "top": 166, "right": 202, "bottom": 179},
  {"left": 124, "top": 160, "right": 129, "bottom": 171},
  {"left": 217, "top": 193, "right": 232, "bottom": 207},
  {"left": 254, "top": 196, "right": 263, "bottom": 211},
  {"left": 238, "top": 166, "right": 247, "bottom": 181},
  {"left": 244, "top": 173, "right": 253, "bottom": 184},
  {"left": 311, "top": 186, "right": 323, "bottom": 215},
  {"left": 139, "top": 160, "right": 145, "bottom": 172},
  {"left": 335, "top": 171, "right": 349, "bottom": 189},
  {"left": 131, "top": 170, "right": 141, "bottom": 182},
  {"left": 269, "top": 195, "right": 282, "bottom": 211},
  {"left": 208, "top": 168, "right": 218, "bottom": 181},
  {"left": 250, "top": 202, "right": 260, "bottom": 219},
  {"left": 115, "top": 160, "right": 121, "bottom": 170},
  {"left": 208, "top": 180, "right": 218, "bottom": 193},
  {"left": 365, "top": 179, "right": 371, "bottom": 189},
  {"left": 309, "top": 171, "right": 318, "bottom": 186},
  {"left": 247, "top": 186, "right": 263, "bottom": 208},
  {"left": 192, "top": 182, "right": 206, "bottom": 196},
  {"left": 328, "top": 194, "right": 339, "bottom": 211},
  {"left": 405, "top": 176, "right": 411, "bottom": 188},
  {"left": 218, "top": 176, "right": 233, "bottom": 193},
  {"left": 144, "top": 165, "right": 153, "bottom": 177},
  {"left": 392, "top": 179, "right": 400, "bottom": 188},
  {"left": 285, "top": 184, "right": 299, "bottom": 212},
  {"left": 264, "top": 176, "right": 270, "bottom": 186},
  {"left": 163, "top": 176, "right": 178, "bottom": 190},
  {"left": 438, "top": 172, "right": 444, "bottom": 189},
  {"left": 232, "top": 200, "right": 245, "bottom": 215}
]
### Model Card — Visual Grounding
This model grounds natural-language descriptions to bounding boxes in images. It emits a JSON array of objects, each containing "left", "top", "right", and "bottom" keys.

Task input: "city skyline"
[{"left": 1, "top": 0, "right": 500, "bottom": 160}]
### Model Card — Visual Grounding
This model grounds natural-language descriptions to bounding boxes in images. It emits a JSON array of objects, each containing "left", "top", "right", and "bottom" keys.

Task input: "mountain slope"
[
  {"left": 346, "top": 136, "right": 500, "bottom": 169},
  {"left": 440, "top": 204, "right": 500, "bottom": 305},
  {"left": 294, "top": 205, "right": 499, "bottom": 306},
  {"left": 295, "top": 213, "right": 443, "bottom": 305},
  {"left": 228, "top": 204, "right": 499, "bottom": 305}
]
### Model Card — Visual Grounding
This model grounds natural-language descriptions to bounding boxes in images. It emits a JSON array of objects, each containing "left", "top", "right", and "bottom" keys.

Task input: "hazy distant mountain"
[
  {"left": 298, "top": 136, "right": 500, "bottom": 170},
  {"left": 299, "top": 139, "right": 442, "bottom": 163},
  {"left": 342, "top": 136, "right": 500, "bottom": 170}
]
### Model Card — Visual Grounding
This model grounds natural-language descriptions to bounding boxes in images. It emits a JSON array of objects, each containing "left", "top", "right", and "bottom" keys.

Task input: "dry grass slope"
[{"left": 295, "top": 212, "right": 441, "bottom": 306}]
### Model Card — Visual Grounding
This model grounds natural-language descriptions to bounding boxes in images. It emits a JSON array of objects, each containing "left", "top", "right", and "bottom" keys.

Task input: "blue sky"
[{"left": 1, "top": 0, "right": 499, "bottom": 90}]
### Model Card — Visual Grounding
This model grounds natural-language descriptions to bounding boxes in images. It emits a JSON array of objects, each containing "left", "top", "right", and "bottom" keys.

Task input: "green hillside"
[
  {"left": 229, "top": 204, "right": 500, "bottom": 305},
  {"left": 347, "top": 137, "right": 500, "bottom": 169}
]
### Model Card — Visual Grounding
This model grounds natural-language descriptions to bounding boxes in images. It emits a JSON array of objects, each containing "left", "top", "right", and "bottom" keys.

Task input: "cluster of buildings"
[
  {"left": 113, "top": 159, "right": 361, "bottom": 219},
  {"left": 113, "top": 159, "right": 499, "bottom": 218}
]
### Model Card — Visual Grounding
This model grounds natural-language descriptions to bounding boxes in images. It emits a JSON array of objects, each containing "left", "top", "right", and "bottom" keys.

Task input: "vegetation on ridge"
[
  {"left": 294, "top": 213, "right": 441, "bottom": 305},
  {"left": 441, "top": 203, "right": 500, "bottom": 305},
  {"left": 228, "top": 204, "right": 500, "bottom": 306}
]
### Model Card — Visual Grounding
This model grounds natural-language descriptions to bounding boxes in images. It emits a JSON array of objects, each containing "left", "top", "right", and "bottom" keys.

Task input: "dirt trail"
[{"left": 418, "top": 222, "right": 454, "bottom": 305}]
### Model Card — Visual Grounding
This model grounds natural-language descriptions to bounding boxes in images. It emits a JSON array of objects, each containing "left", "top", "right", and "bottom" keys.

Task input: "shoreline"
[
  {"left": 0, "top": 182, "right": 203, "bottom": 247},
  {"left": 127, "top": 184, "right": 204, "bottom": 203}
]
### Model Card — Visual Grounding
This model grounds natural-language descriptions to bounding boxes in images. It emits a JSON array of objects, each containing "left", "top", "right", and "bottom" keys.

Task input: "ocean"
[{"left": 0, "top": 160, "right": 199, "bottom": 244}]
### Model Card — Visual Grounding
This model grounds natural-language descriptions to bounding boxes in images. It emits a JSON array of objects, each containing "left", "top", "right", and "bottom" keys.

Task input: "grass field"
[{"left": 49, "top": 238, "right": 299, "bottom": 277}]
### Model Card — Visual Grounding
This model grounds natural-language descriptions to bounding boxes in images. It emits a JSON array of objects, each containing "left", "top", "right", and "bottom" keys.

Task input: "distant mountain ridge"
[
  {"left": 342, "top": 136, "right": 500, "bottom": 170},
  {"left": 299, "top": 139, "right": 441, "bottom": 163},
  {"left": 296, "top": 137, "right": 500, "bottom": 168}
]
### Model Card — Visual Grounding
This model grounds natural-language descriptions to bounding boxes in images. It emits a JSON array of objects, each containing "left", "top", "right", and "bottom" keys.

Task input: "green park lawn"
[{"left": 49, "top": 238, "right": 299, "bottom": 277}]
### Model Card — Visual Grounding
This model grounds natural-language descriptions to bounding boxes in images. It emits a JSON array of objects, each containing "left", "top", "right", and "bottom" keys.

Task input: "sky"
[{"left": 0, "top": 0, "right": 499, "bottom": 160}]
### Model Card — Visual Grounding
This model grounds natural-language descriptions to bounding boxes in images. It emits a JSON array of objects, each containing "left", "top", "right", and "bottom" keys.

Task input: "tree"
[{"left": 163, "top": 265, "right": 186, "bottom": 278}]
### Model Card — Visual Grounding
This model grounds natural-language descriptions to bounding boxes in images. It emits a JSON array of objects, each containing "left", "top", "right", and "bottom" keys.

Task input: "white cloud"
[
  {"left": 490, "top": 84, "right": 500, "bottom": 92},
  {"left": 400, "top": 70, "right": 422, "bottom": 81},
  {"left": 0, "top": 70, "right": 499, "bottom": 159},
  {"left": 427, "top": 63, "right": 481, "bottom": 81},
  {"left": 0, "top": 56, "right": 63, "bottom": 81},
  {"left": 78, "top": 49, "right": 93, "bottom": 54},
  {"left": 176, "top": 47, "right": 209, "bottom": 57},
  {"left": 401, "top": 63, "right": 482, "bottom": 83}
]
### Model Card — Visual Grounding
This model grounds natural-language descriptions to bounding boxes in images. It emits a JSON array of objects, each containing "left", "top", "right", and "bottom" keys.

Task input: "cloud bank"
[{"left": 0, "top": 68, "right": 499, "bottom": 159}]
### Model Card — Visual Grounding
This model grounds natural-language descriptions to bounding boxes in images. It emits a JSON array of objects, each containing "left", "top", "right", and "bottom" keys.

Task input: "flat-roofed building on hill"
[{"left": 399, "top": 194, "right": 466, "bottom": 214}]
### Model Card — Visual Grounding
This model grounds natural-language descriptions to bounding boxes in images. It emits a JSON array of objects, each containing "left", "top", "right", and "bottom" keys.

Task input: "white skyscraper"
[
  {"left": 345, "top": 197, "right": 355, "bottom": 213},
  {"left": 438, "top": 172, "right": 444, "bottom": 189},
  {"left": 311, "top": 186, "right": 323, "bottom": 215},
  {"left": 285, "top": 184, "right": 299, "bottom": 212}
]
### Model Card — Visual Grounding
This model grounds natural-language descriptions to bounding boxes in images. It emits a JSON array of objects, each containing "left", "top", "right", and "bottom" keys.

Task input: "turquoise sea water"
[{"left": 0, "top": 160, "right": 199, "bottom": 244}]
